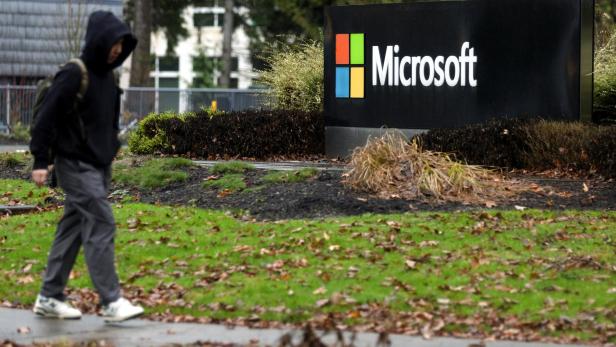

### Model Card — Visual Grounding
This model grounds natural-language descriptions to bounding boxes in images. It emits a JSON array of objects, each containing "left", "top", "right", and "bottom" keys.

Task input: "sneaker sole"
[
  {"left": 33, "top": 307, "right": 82, "bottom": 320},
  {"left": 103, "top": 310, "right": 144, "bottom": 323}
]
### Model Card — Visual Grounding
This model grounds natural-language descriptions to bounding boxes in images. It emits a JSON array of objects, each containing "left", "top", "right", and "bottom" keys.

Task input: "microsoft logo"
[{"left": 335, "top": 33, "right": 364, "bottom": 99}]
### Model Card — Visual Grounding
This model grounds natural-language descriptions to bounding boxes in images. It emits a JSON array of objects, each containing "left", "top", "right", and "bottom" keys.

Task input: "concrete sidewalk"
[
  {"left": 0, "top": 145, "right": 28, "bottom": 153},
  {"left": 193, "top": 160, "right": 346, "bottom": 172},
  {"left": 0, "top": 308, "right": 590, "bottom": 347}
]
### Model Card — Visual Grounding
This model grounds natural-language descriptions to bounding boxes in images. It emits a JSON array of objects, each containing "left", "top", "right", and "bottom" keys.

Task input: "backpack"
[
  {"left": 31, "top": 58, "right": 89, "bottom": 187},
  {"left": 32, "top": 58, "right": 89, "bottom": 141}
]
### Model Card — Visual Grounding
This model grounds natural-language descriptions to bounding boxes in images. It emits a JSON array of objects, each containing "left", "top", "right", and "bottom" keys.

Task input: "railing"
[{"left": 0, "top": 85, "right": 269, "bottom": 133}]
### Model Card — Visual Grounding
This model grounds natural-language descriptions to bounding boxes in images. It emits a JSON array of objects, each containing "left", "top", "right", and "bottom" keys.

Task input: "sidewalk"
[
  {"left": 0, "top": 308, "right": 590, "bottom": 347},
  {"left": 0, "top": 145, "right": 28, "bottom": 153}
]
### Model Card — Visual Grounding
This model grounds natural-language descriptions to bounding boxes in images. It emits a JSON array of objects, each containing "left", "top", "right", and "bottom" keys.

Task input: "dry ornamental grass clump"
[{"left": 345, "top": 132, "right": 526, "bottom": 204}]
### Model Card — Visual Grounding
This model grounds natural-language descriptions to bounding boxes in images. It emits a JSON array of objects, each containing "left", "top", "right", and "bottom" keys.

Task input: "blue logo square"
[{"left": 336, "top": 67, "right": 350, "bottom": 98}]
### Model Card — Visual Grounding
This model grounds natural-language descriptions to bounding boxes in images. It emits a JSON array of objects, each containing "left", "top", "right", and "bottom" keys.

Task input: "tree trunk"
[
  {"left": 130, "top": 0, "right": 152, "bottom": 87},
  {"left": 220, "top": 0, "right": 234, "bottom": 88}
]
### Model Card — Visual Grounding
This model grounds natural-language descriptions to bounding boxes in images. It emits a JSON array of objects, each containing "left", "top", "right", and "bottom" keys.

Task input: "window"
[
  {"left": 193, "top": 13, "right": 215, "bottom": 27},
  {"left": 193, "top": 12, "right": 224, "bottom": 27},
  {"left": 150, "top": 55, "right": 179, "bottom": 71},
  {"left": 159, "top": 56, "right": 179, "bottom": 71},
  {"left": 217, "top": 77, "right": 239, "bottom": 88},
  {"left": 193, "top": 0, "right": 218, "bottom": 7}
]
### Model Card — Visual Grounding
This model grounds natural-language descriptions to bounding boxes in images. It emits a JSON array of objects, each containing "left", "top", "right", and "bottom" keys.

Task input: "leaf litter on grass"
[{"left": 1, "top": 204, "right": 614, "bottom": 345}]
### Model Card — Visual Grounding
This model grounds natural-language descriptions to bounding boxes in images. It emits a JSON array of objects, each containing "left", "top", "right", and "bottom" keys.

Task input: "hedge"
[
  {"left": 416, "top": 118, "right": 616, "bottom": 177},
  {"left": 128, "top": 109, "right": 324, "bottom": 159}
]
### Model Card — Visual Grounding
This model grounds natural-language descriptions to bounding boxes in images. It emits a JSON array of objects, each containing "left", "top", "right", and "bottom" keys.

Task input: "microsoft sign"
[{"left": 324, "top": 0, "right": 594, "bottom": 157}]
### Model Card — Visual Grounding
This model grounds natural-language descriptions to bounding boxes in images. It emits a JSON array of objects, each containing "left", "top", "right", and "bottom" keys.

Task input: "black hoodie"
[{"left": 30, "top": 11, "right": 137, "bottom": 170}]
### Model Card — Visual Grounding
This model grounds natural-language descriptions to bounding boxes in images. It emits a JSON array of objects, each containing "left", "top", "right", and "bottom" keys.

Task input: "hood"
[{"left": 81, "top": 11, "right": 138, "bottom": 72}]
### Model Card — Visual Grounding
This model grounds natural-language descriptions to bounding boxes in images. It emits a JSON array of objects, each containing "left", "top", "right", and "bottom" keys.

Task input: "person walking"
[{"left": 29, "top": 11, "right": 143, "bottom": 322}]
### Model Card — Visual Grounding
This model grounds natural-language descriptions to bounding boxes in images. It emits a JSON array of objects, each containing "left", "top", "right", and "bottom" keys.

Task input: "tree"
[
  {"left": 64, "top": 0, "right": 88, "bottom": 59},
  {"left": 126, "top": 0, "right": 193, "bottom": 87},
  {"left": 129, "top": 0, "right": 153, "bottom": 87},
  {"left": 220, "top": 0, "right": 235, "bottom": 88},
  {"left": 238, "top": 0, "right": 419, "bottom": 70},
  {"left": 192, "top": 50, "right": 221, "bottom": 88}
]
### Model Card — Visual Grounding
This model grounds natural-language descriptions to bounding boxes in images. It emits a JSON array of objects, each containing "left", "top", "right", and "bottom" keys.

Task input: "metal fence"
[{"left": 0, "top": 85, "right": 269, "bottom": 133}]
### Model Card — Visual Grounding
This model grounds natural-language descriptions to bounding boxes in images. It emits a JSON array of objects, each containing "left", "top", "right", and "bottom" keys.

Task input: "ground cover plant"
[
  {"left": 209, "top": 161, "right": 256, "bottom": 175},
  {"left": 113, "top": 157, "right": 193, "bottom": 189},
  {"left": 203, "top": 164, "right": 319, "bottom": 194},
  {"left": 203, "top": 173, "right": 248, "bottom": 193},
  {"left": 261, "top": 168, "right": 319, "bottom": 184},
  {"left": 0, "top": 202, "right": 614, "bottom": 344}
]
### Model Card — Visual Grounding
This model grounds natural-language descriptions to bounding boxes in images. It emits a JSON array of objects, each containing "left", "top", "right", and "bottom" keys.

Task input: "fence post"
[
  {"left": 139, "top": 90, "right": 143, "bottom": 118},
  {"left": 6, "top": 87, "right": 10, "bottom": 133},
  {"left": 231, "top": 90, "right": 237, "bottom": 111}
]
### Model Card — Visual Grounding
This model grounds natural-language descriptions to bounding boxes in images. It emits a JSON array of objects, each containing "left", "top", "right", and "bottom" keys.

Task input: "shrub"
[
  {"left": 418, "top": 118, "right": 616, "bottom": 177},
  {"left": 345, "top": 132, "right": 521, "bottom": 203},
  {"left": 0, "top": 122, "right": 31, "bottom": 144},
  {"left": 416, "top": 117, "right": 534, "bottom": 169},
  {"left": 588, "top": 126, "right": 616, "bottom": 177},
  {"left": 522, "top": 120, "right": 594, "bottom": 171},
  {"left": 128, "top": 111, "right": 194, "bottom": 155},
  {"left": 128, "top": 109, "right": 324, "bottom": 159},
  {"left": 258, "top": 41, "right": 323, "bottom": 112},
  {"left": 594, "top": 29, "right": 616, "bottom": 123}
]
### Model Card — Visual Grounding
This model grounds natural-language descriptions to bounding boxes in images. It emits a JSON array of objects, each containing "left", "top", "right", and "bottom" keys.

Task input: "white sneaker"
[
  {"left": 101, "top": 298, "right": 144, "bottom": 322},
  {"left": 33, "top": 295, "right": 82, "bottom": 319}
]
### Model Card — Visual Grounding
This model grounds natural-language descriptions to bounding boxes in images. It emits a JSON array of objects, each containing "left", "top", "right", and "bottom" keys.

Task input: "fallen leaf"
[
  {"left": 419, "top": 240, "right": 439, "bottom": 247},
  {"left": 127, "top": 217, "right": 140, "bottom": 229},
  {"left": 17, "top": 326, "right": 31, "bottom": 334},
  {"left": 437, "top": 298, "right": 450, "bottom": 305},
  {"left": 405, "top": 259, "right": 417, "bottom": 270},
  {"left": 313, "top": 286, "right": 327, "bottom": 295},
  {"left": 421, "top": 323, "right": 433, "bottom": 339},
  {"left": 315, "top": 299, "right": 330, "bottom": 308},
  {"left": 582, "top": 182, "right": 589, "bottom": 192},
  {"left": 608, "top": 287, "right": 616, "bottom": 294},
  {"left": 17, "top": 275, "right": 34, "bottom": 284},
  {"left": 485, "top": 200, "right": 497, "bottom": 208}
]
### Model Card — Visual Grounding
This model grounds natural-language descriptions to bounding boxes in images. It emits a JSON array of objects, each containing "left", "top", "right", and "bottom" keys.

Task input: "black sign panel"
[{"left": 324, "top": 0, "right": 592, "bottom": 130}]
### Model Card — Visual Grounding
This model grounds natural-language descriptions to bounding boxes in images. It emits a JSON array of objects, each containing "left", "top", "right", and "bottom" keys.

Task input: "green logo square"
[{"left": 350, "top": 33, "right": 364, "bottom": 65}]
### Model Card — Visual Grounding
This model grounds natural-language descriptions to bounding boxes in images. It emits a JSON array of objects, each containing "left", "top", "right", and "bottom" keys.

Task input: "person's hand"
[{"left": 32, "top": 169, "right": 48, "bottom": 187}]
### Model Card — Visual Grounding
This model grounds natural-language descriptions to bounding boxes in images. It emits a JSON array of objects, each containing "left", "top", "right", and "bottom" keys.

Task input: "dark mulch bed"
[{"left": 3, "top": 163, "right": 615, "bottom": 220}]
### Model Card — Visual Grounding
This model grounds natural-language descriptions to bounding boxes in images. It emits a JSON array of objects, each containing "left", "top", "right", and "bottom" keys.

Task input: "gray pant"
[{"left": 40, "top": 156, "right": 121, "bottom": 305}]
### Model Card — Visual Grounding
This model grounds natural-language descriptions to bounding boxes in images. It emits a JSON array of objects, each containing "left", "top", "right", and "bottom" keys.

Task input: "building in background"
[
  {"left": 0, "top": 0, "right": 125, "bottom": 85},
  {"left": 148, "top": 0, "right": 255, "bottom": 93},
  {"left": 0, "top": 0, "right": 260, "bottom": 130},
  {"left": 0, "top": 0, "right": 125, "bottom": 132}
]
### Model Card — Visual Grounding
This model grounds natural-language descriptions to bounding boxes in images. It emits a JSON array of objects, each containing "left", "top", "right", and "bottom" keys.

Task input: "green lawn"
[
  {"left": 0, "top": 194, "right": 614, "bottom": 343},
  {"left": 0, "top": 179, "right": 61, "bottom": 206}
]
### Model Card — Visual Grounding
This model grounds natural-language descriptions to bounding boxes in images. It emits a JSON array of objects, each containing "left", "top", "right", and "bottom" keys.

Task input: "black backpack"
[{"left": 31, "top": 58, "right": 89, "bottom": 187}]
